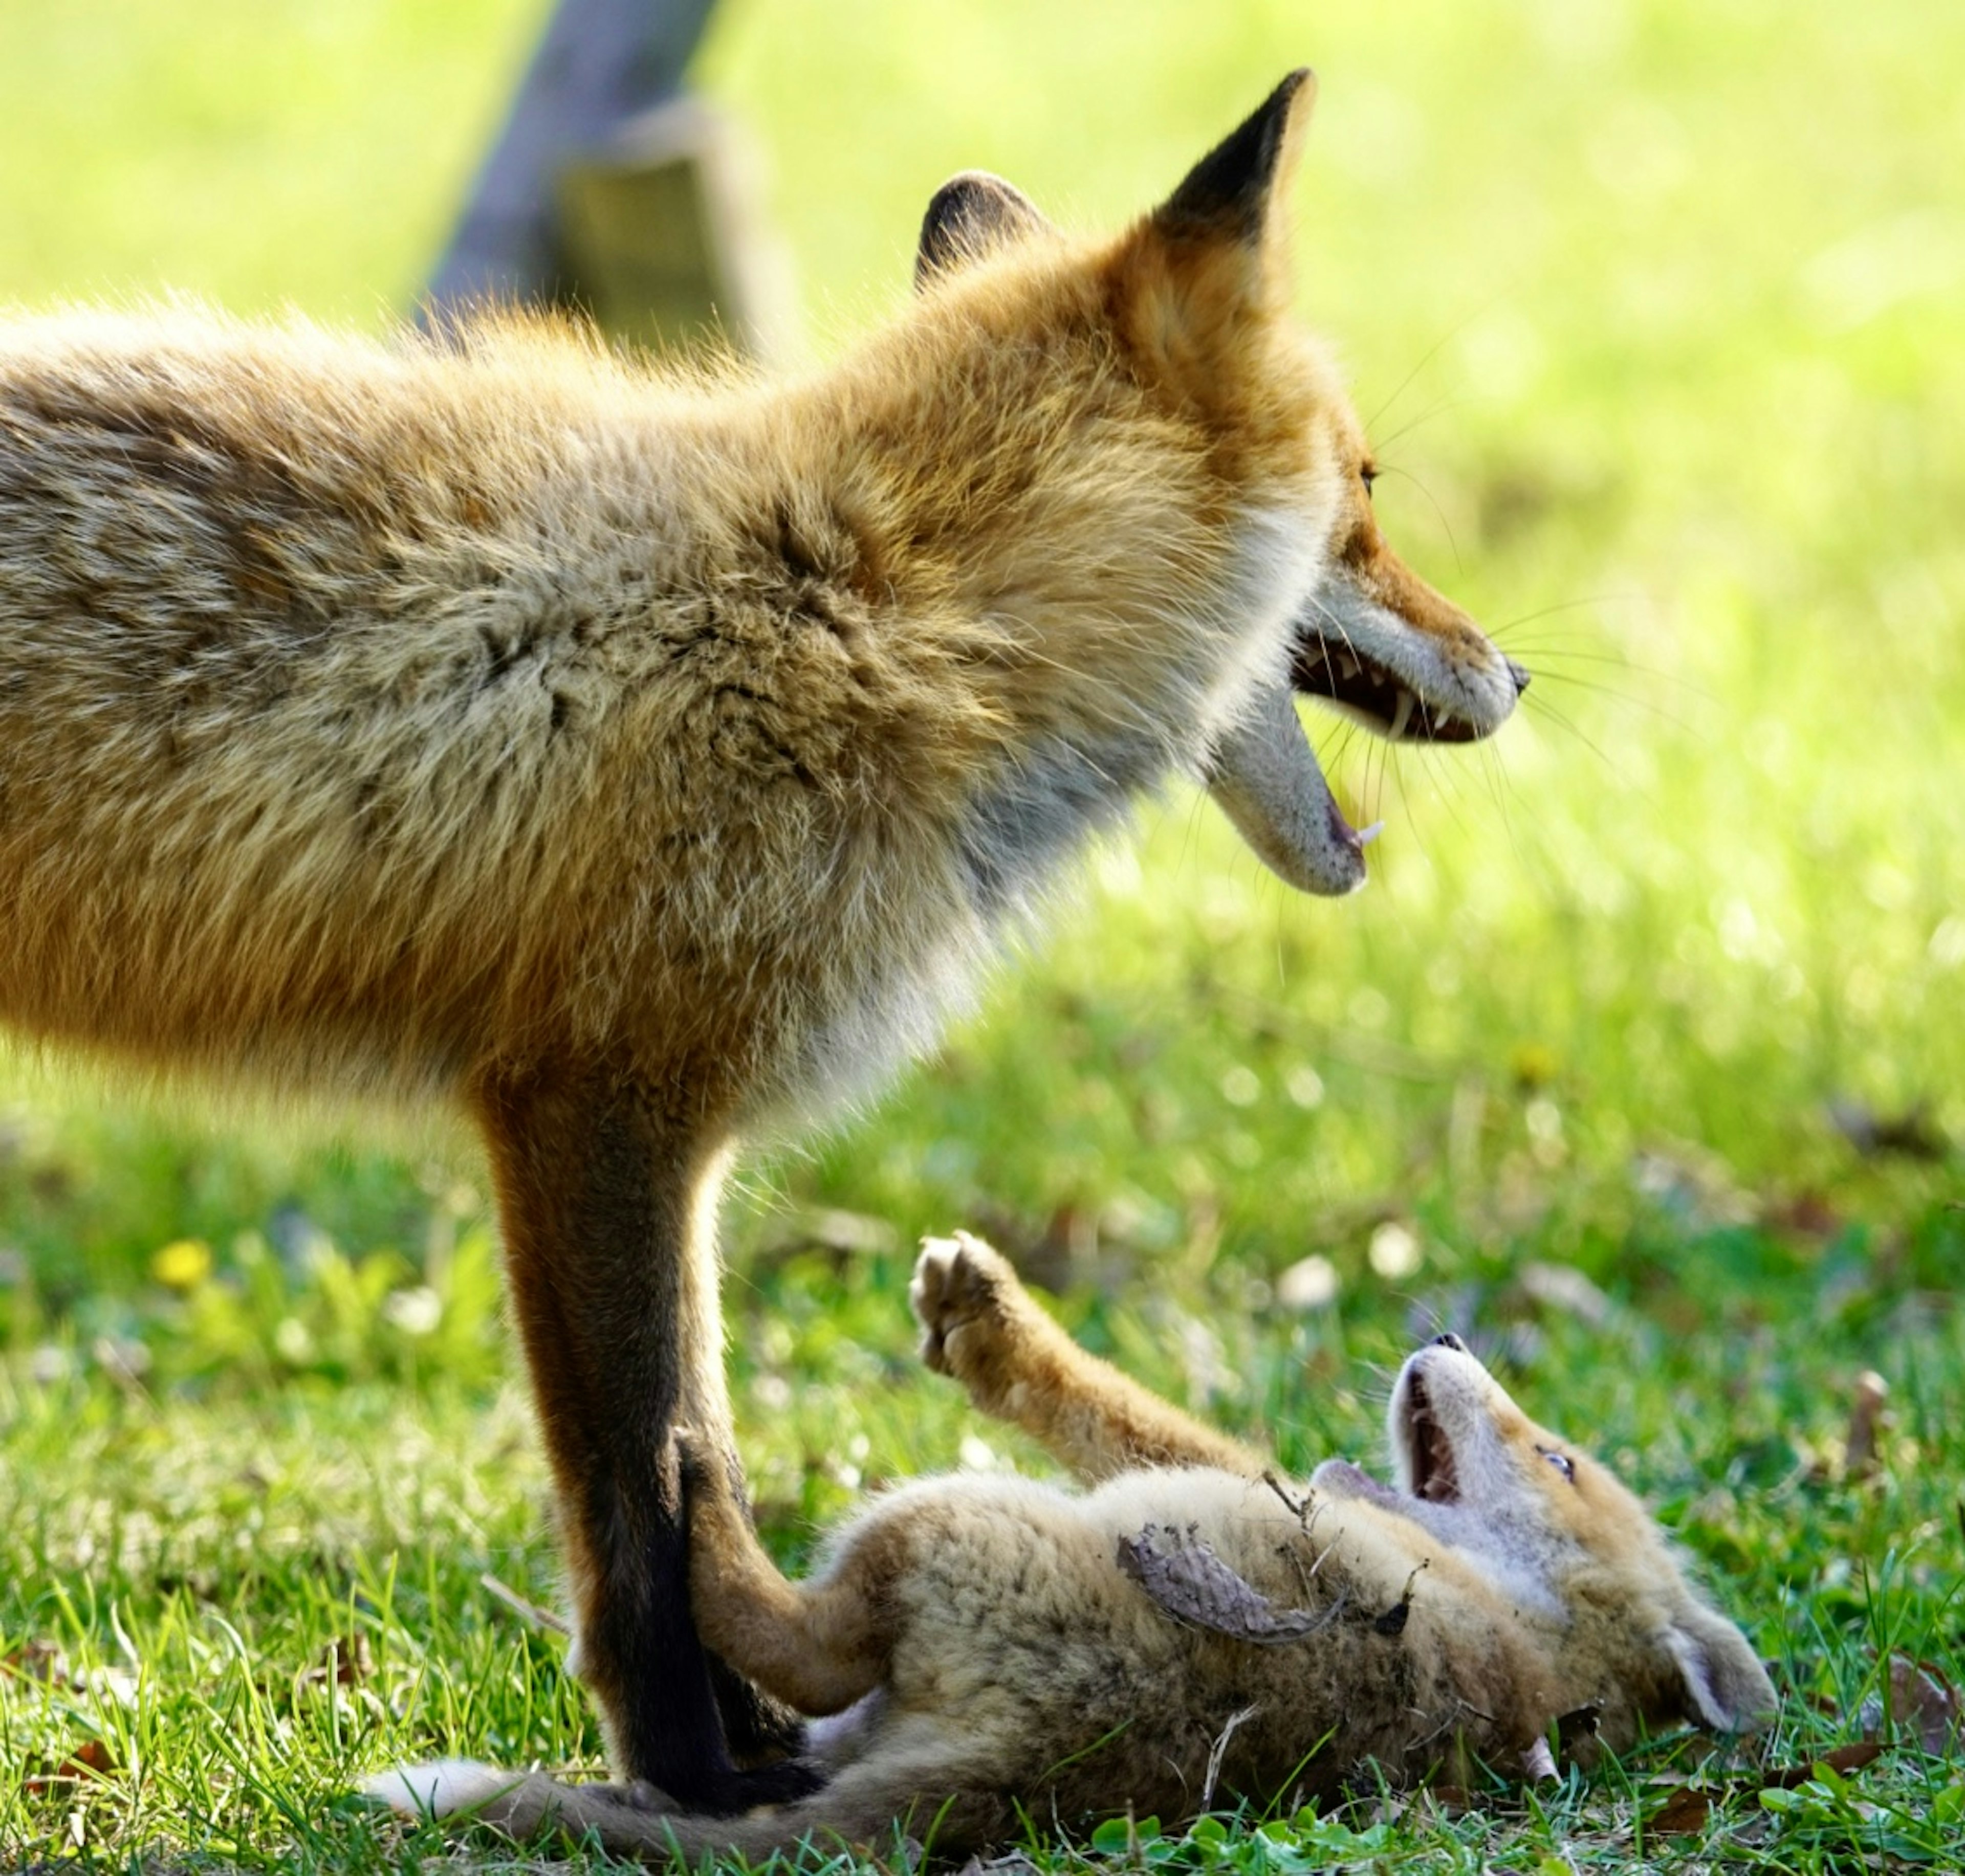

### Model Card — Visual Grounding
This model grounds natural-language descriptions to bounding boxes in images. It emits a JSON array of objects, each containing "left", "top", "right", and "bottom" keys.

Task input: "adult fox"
[
  {"left": 0, "top": 72, "right": 1523, "bottom": 1804},
  {"left": 373, "top": 1234, "right": 1774, "bottom": 1856}
]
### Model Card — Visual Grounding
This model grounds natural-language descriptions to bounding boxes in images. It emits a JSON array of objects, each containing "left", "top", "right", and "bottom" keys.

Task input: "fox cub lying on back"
[{"left": 376, "top": 1235, "right": 1775, "bottom": 1858}]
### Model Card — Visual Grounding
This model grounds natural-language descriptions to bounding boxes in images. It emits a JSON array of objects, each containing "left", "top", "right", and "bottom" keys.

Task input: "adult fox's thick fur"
[
  {"left": 0, "top": 74, "right": 1523, "bottom": 1803},
  {"left": 374, "top": 1233, "right": 1776, "bottom": 1858}
]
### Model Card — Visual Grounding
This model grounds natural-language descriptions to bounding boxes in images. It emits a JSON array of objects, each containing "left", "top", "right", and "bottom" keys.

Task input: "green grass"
[{"left": 2, "top": 0, "right": 1962, "bottom": 1869}]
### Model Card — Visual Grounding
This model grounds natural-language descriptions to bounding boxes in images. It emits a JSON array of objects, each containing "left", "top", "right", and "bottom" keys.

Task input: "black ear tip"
[
  {"left": 915, "top": 171, "right": 1046, "bottom": 287},
  {"left": 924, "top": 172, "right": 995, "bottom": 219},
  {"left": 1158, "top": 68, "right": 1317, "bottom": 240}
]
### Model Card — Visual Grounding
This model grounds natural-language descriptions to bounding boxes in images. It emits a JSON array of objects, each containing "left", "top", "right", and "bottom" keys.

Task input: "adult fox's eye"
[
  {"left": 1360, "top": 465, "right": 1378, "bottom": 493},
  {"left": 1539, "top": 1447, "right": 1576, "bottom": 1484}
]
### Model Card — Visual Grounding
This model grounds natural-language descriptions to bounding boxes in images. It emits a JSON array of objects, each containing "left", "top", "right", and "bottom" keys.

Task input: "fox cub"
[
  {"left": 1, "top": 73, "right": 1522, "bottom": 1802},
  {"left": 375, "top": 1234, "right": 1776, "bottom": 1858}
]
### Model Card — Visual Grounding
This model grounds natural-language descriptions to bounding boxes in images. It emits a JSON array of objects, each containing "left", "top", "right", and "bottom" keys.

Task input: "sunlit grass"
[{"left": 2, "top": 0, "right": 1962, "bottom": 1868}]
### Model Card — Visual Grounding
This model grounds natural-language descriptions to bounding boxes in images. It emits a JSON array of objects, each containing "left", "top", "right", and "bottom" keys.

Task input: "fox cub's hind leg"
[
  {"left": 680, "top": 1436, "right": 893, "bottom": 1719},
  {"left": 912, "top": 1234, "right": 1263, "bottom": 1481}
]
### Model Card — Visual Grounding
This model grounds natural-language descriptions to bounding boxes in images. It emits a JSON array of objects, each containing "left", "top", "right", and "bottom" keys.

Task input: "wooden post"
[
  {"left": 424, "top": 0, "right": 784, "bottom": 360},
  {"left": 557, "top": 95, "right": 786, "bottom": 361}
]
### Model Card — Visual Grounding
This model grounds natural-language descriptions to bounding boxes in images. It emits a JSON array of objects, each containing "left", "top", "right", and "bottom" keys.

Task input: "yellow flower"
[
  {"left": 150, "top": 1238, "right": 213, "bottom": 1290},
  {"left": 1510, "top": 1042, "right": 1559, "bottom": 1091}
]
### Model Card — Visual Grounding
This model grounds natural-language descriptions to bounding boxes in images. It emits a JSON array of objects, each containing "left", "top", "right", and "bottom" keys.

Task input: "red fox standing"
[{"left": 0, "top": 73, "right": 1523, "bottom": 1804}]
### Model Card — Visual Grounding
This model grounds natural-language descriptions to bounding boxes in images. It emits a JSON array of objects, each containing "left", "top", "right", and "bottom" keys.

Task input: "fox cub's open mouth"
[{"left": 1400, "top": 1364, "right": 1463, "bottom": 1504}]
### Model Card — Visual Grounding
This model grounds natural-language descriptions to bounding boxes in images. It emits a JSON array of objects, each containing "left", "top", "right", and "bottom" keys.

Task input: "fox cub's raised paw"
[{"left": 911, "top": 1232, "right": 1047, "bottom": 1391}]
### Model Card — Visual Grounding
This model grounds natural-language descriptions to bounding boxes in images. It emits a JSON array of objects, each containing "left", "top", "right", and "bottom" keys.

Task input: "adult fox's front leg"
[{"left": 472, "top": 1064, "right": 809, "bottom": 1814}]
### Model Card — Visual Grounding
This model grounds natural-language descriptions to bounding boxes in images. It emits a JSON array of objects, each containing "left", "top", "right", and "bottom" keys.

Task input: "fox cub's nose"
[
  {"left": 1504, "top": 657, "right": 1532, "bottom": 697},
  {"left": 1430, "top": 1332, "right": 1469, "bottom": 1353}
]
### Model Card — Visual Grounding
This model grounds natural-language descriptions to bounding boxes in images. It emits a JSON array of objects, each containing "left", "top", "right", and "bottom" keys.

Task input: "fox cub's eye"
[{"left": 1539, "top": 1447, "right": 1577, "bottom": 1484}]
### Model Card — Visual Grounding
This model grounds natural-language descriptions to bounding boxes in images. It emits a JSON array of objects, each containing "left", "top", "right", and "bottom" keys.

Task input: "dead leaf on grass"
[
  {"left": 1646, "top": 1742, "right": 1885, "bottom": 1836},
  {"left": 1844, "top": 1370, "right": 1890, "bottom": 1481},
  {"left": 1779, "top": 1742, "right": 1886, "bottom": 1780},
  {"left": 1648, "top": 1781, "right": 1715, "bottom": 1835},
  {"left": 1765, "top": 1190, "right": 1845, "bottom": 1240},
  {"left": 0, "top": 1638, "right": 67, "bottom": 1684},
  {"left": 1, "top": 1638, "right": 138, "bottom": 1706},
  {"left": 21, "top": 1736, "right": 116, "bottom": 1796},
  {"left": 297, "top": 1632, "right": 374, "bottom": 1690},
  {"left": 1827, "top": 1097, "right": 1949, "bottom": 1160},
  {"left": 1861, "top": 1656, "right": 1961, "bottom": 1755}
]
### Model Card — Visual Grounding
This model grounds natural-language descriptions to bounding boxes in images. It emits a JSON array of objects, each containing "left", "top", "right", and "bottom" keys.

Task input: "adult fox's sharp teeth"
[
  {"left": 1389, "top": 691, "right": 1414, "bottom": 740},
  {"left": 1357, "top": 821, "right": 1384, "bottom": 846},
  {"left": 1336, "top": 652, "right": 1360, "bottom": 680}
]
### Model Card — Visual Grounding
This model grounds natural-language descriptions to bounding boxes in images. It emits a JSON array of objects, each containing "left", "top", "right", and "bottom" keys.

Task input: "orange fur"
[{"left": 2, "top": 74, "right": 1523, "bottom": 1802}]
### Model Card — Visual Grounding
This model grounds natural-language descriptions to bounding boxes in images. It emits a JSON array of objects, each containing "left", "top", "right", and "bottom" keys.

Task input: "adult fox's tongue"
[{"left": 1204, "top": 675, "right": 1368, "bottom": 896}]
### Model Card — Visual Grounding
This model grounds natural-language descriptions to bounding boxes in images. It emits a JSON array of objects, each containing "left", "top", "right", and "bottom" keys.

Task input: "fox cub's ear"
[
  {"left": 915, "top": 172, "right": 1054, "bottom": 288},
  {"left": 1664, "top": 1600, "right": 1779, "bottom": 1733},
  {"left": 1153, "top": 68, "right": 1317, "bottom": 254}
]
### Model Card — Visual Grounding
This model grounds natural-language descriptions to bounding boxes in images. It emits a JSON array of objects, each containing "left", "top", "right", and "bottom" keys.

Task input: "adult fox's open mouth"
[{"left": 1205, "top": 557, "right": 1529, "bottom": 896}]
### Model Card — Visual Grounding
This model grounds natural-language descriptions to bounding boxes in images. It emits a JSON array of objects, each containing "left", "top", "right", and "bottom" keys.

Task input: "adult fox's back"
[
  {"left": 0, "top": 270, "right": 1329, "bottom": 1097},
  {"left": 0, "top": 73, "right": 1524, "bottom": 1806},
  {"left": 0, "top": 306, "right": 1078, "bottom": 1096}
]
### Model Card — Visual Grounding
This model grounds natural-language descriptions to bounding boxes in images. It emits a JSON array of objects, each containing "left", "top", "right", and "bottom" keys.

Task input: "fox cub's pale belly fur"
[{"left": 3, "top": 71, "right": 1529, "bottom": 1807}]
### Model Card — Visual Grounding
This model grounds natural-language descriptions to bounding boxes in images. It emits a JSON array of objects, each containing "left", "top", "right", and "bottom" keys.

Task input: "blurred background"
[
  {"left": 0, "top": 0, "right": 1955, "bottom": 1377},
  {"left": 2, "top": 5, "right": 1959, "bottom": 1853}
]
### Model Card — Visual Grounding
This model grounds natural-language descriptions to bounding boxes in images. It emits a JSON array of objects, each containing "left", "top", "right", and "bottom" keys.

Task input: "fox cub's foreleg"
[
  {"left": 471, "top": 1067, "right": 808, "bottom": 1814},
  {"left": 911, "top": 1233, "right": 1264, "bottom": 1481}
]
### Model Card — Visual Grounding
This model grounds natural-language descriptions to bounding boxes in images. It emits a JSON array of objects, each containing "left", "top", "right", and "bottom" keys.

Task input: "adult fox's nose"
[{"left": 1430, "top": 1331, "right": 1468, "bottom": 1353}]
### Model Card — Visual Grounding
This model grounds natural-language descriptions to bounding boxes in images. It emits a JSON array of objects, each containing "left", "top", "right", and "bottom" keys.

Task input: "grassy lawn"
[{"left": 3, "top": 0, "right": 1961, "bottom": 1869}]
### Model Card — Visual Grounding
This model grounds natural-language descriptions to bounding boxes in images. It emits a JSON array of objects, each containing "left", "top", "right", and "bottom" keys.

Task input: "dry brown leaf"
[
  {"left": 1116, "top": 1524, "right": 1345, "bottom": 1644},
  {"left": 1648, "top": 1783, "right": 1714, "bottom": 1835},
  {"left": 1844, "top": 1371, "right": 1889, "bottom": 1481},
  {"left": 0, "top": 1638, "right": 137, "bottom": 1706},
  {"left": 1827, "top": 1097, "right": 1948, "bottom": 1160},
  {"left": 1863, "top": 1656, "right": 1961, "bottom": 1755},
  {"left": 22, "top": 1736, "right": 115, "bottom": 1795},
  {"left": 0, "top": 1638, "right": 67, "bottom": 1684},
  {"left": 1765, "top": 1190, "right": 1845, "bottom": 1240},
  {"left": 1646, "top": 1740, "right": 1886, "bottom": 1835},
  {"left": 297, "top": 1632, "right": 374, "bottom": 1690},
  {"left": 334, "top": 1632, "right": 375, "bottom": 1685},
  {"left": 1775, "top": 1741, "right": 1885, "bottom": 1781}
]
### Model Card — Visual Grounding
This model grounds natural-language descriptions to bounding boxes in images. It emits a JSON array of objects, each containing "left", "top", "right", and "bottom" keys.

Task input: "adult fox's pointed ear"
[
  {"left": 1155, "top": 68, "right": 1317, "bottom": 253},
  {"left": 915, "top": 172, "right": 1053, "bottom": 289},
  {"left": 1120, "top": 71, "right": 1316, "bottom": 376}
]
